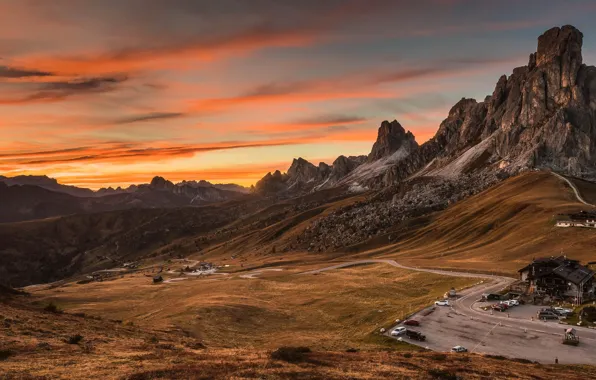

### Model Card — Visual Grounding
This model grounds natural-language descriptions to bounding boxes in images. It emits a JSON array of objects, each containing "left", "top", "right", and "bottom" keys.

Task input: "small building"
[
  {"left": 518, "top": 256, "right": 594, "bottom": 303},
  {"left": 555, "top": 211, "right": 596, "bottom": 228}
]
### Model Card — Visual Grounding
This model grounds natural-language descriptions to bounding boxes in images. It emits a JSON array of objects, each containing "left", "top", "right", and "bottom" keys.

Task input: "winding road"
[{"left": 551, "top": 171, "right": 593, "bottom": 207}]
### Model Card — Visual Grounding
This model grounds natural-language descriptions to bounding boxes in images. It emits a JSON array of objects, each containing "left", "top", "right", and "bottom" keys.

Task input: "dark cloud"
[
  {"left": 19, "top": 141, "right": 295, "bottom": 165},
  {"left": 0, "top": 66, "right": 53, "bottom": 78},
  {"left": 0, "top": 146, "right": 89, "bottom": 158},
  {"left": 371, "top": 67, "right": 445, "bottom": 85},
  {"left": 114, "top": 112, "right": 185, "bottom": 124},
  {"left": 42, "top": 75, "right": 127, "bottom": 91},
  {"left": 0, "top": 75, "right": 128, "bottom": 105},
  {"left": 295, "top": 115, "right": 367, "bottom": 125}
]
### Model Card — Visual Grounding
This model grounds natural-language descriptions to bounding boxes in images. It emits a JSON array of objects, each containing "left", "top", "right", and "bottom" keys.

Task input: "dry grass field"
[{"left": 25, "top": 263, "right": 477, "bottom": 350}]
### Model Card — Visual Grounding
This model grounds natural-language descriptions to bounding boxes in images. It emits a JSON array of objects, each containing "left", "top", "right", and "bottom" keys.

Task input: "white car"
[
  {"left": 391, "top": 327, "right": 407, "bottom": 336},
  {"left": 451, "top": 345, "right": 468, "bottom": 353},
  {"left": 508, "top": 299, "right": 520, "bottom": 306},
  {"left": 435, "top": 300, "right": 450, "bottom": 306}
]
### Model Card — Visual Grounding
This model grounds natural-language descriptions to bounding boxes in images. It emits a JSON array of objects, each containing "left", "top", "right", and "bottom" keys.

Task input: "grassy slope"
[{"left": 365, "top": 172, "right": 596, "bottom": 274}]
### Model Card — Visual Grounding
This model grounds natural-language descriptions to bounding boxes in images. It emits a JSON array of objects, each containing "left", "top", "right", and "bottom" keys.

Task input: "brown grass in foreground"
[{"left": 1, "top": 294, "right": 594, "bottom": 380}]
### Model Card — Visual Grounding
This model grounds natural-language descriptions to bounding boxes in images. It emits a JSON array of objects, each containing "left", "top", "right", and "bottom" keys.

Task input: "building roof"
[
  {"left": 517, "top": 255, "right": 572, "bottom": 273},
  {"left": 556, "top": 211, "right": 596, "bottom": 222},
  {"left": 552, "top": 264, "right": 594, "bottom": 285}
]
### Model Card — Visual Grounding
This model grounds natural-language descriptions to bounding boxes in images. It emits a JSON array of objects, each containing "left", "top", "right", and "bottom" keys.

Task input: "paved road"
[
  {"left": 303, "top": 259, "right": 596, "bottom": 364},
  {"left": 551, "top": 171, "right": 593, "bottom": 207}
]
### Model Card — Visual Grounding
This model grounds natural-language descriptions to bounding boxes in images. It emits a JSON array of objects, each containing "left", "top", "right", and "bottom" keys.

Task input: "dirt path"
[
  {"left": 301, "top": 259, "right": 508, "bottom": 280},
  {"left": 551, "top": 172, "right": 593, "bottom": 206}
]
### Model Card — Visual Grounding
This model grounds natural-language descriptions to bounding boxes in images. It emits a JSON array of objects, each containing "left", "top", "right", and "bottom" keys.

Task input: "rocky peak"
[
  {"left": 287, "top": 157, "right": 326, "bottom": 187},
  {"left": 368, "top": 120, "right": 418, "bottom": 162},
  {"left": 254, "top": 170, "right": 287, "bottom": 194},
  {"left": 448, "top": 98, "right": 478, "bottom": 118},
  {"left": 288, "top": 157, "right": 317, "bottom": 177},
  {"left": 331, "top": 155, "right": 361, "bottom": 178},
  {"left": 536, "top": 26, "right": 583, "bottom": 86},
  {"left": 150, "top": 176, "right": 174, "bottom": 190}
]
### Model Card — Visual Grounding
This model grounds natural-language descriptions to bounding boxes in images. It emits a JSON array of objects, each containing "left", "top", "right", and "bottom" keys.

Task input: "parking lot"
[
  {"left": 387, "top": 285, "right": 596, "bottom": 364},
  {"left": 475, "top": 301, "right": 549, "bottom": 320}
]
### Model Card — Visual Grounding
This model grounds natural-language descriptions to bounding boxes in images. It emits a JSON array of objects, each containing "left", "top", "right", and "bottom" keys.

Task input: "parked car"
[
  {"left": 504, "top": 300, "right": 519, "bottom": 307},
  {"left": 405, "top": 329, "right": 426, "bottom": 341},
  {"left": 538, "top": 311, "right": 559, "bottom": 320},
  {"left": 554, "top": 307, "right": 574, "bottom": 316},
  {"left": 451, "top": 345, "right": 468, "bottom": 353},
  {"left": 404, "top": 319, "right": 420, "bottom": 326},
  {"left": 481, "top": 293, "right": 501, "bottom": 301},
  {"left": 492, "top": 303, "right": 507, "bottom": 312},
  {"left": 391, "top": 327, "right": 407, "bottom": 336},
  {"left": 435, "top": 300, "right": 450, "bottom": 306}
]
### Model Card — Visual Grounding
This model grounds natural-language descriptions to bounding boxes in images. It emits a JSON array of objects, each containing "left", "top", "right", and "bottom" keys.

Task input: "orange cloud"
[
  {"left": 15, "top": 27, "right": 318, "bottom": 76},
  {"left": 0, "top": 126, "right": 377, "bottom": 169}
]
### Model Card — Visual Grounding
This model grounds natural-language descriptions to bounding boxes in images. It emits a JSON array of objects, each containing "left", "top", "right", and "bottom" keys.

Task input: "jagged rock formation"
[
  {"left": 380, "top": 25, "right": 596, "bottom": 186},
  {"left": 368, "top": 120, "right": 418, "bottom": 161},
  {"left": 255, "top": 120, "right": 416, "bottom": 194}
]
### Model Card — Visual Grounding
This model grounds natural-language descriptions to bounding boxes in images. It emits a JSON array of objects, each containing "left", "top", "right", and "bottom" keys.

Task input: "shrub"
[
  {"left": 428, "top": 368, "right": 458, "bottom": 379},
  {"left": 148, "top": 336, "right": 159, "bottom": 344},
  {"left": 44, "top": 302, "right": 62, "bottom": 314},
  {"left": 430, "top": 353, "right": 447, "bottom": 361},
  {"left": 346, "top": 348, "right": 359, "bottom": 353},
  {"left": 0, "top": 349, "right": 12, "bottom": 360},
  {"left": 67, "top": 334, "right": 83, "bottom": 344},
  {"left": 157, "top": 343, "right": 176, "bottom": 350},
  {"left": 270, "top": 346, "right": 312, "bottom": 363},
  {"left": 403, "top": 352, "right": 413, "bottom": 358},
  {"left": 184, "top": 341, "right": 206, "bottom": 350},
  {"left": 512, "top": 357, "right": 533, "bottom": 364},
  {"left": 37, "top": 342, "right": 51, "bottom": 351},
  {"left": 486, "top": 354, "right": 507, "bottom": 361}
]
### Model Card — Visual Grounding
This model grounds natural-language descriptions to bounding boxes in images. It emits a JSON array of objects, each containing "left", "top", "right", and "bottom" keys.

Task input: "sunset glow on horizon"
[{"left": 1, "top": 1, "right": 595, "bottom": 189}]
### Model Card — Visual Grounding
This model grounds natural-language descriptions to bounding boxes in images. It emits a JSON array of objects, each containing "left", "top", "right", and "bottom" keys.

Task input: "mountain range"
[
  {"left": 257, "top": 25, "right": 596, "bottom": 195},
  {"left": 0, "top": 175, "right": 249, "bottom": 223}
]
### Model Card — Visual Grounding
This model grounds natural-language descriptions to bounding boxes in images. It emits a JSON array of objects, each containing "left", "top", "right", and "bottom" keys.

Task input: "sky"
[{"left": 1, "top": 0, "right": 596, "bottom": 189}]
